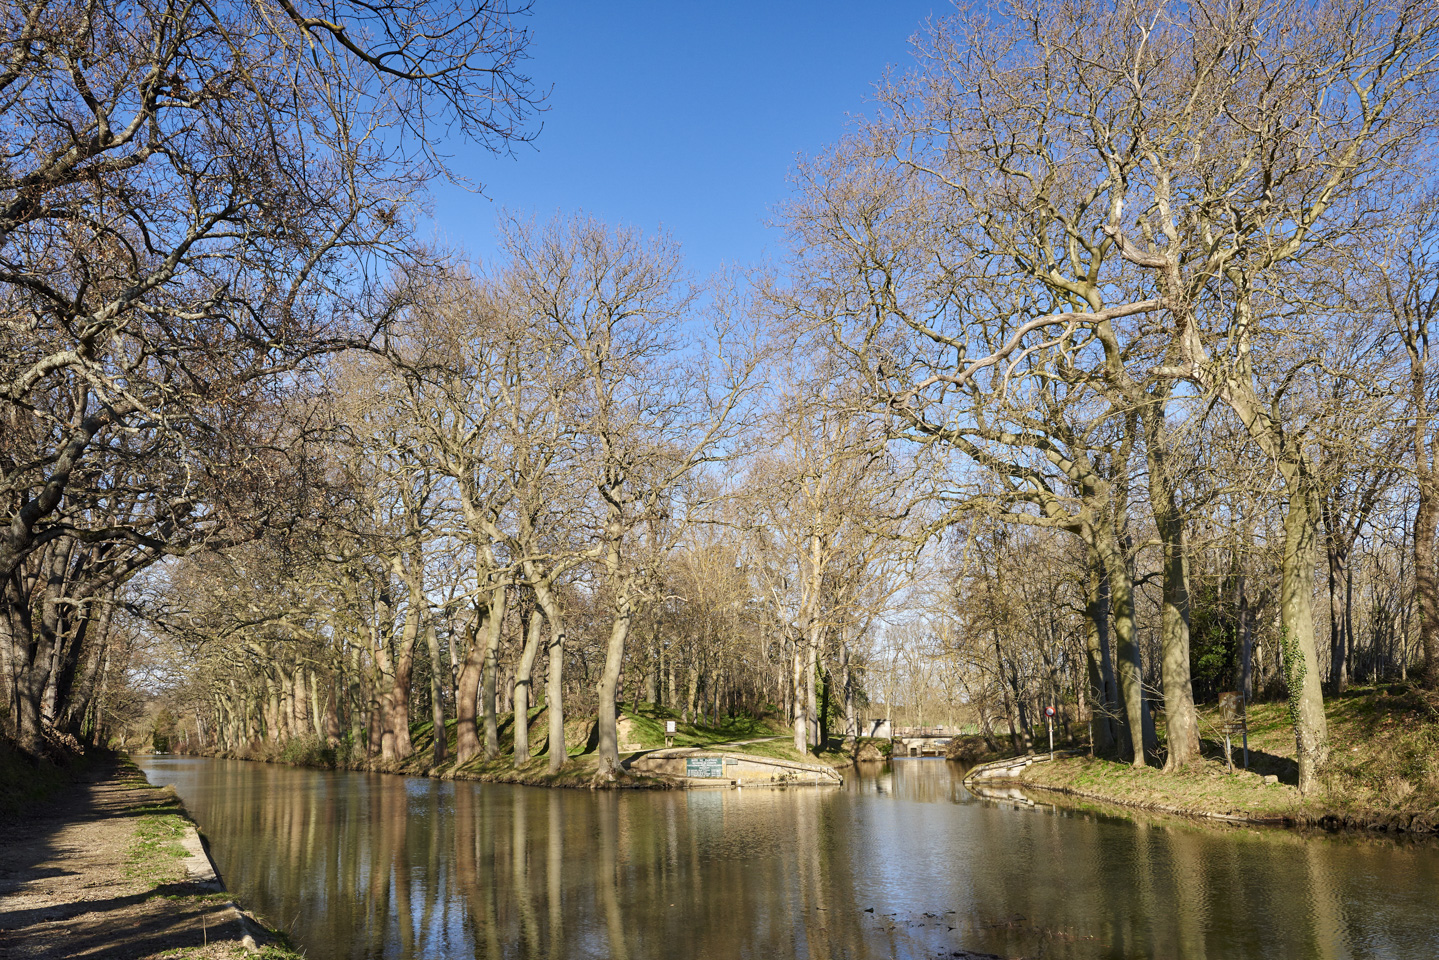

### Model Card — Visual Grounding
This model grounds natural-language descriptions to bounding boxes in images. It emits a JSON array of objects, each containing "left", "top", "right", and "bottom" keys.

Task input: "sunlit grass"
[{"left": 1021, "top": 684, "right": 1439, "bottom": 830}]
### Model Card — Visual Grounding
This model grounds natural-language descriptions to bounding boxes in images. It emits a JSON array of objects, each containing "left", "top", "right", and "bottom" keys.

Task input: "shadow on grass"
[{"left": 1196, "top": 736, "right": 1299, "bottom": 785}]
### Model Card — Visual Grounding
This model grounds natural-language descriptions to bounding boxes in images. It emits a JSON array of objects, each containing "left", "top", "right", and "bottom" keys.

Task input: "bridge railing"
[{"left": 893, "top": 727, "right": 952, "bottom": 738}]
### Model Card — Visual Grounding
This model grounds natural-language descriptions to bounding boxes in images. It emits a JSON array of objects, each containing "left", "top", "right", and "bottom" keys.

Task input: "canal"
[{"left": 136, "top": 756, "right": 1439, "bottom": 959}]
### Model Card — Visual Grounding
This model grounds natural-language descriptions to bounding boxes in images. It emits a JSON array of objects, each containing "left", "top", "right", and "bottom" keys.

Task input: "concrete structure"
[
  {"left": 961, "top": 748, "right": 1084, "bottom": 782},
  {"left": 625, "top": 748, "right": 842, "bottom": 787},
  {"left": 892, "top": 733, "right": 952, "bottom": 757}
]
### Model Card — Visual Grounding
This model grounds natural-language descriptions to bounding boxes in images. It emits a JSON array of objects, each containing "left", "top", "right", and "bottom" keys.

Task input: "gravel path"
[{"left": 0, "top": 756, "right": 271, "bottom": 960}]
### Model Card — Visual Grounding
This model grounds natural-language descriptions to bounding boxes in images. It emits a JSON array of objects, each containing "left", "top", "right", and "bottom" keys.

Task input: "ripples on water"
[{"left": 137, "top": 756, "right": 1439, "bottom": 960}]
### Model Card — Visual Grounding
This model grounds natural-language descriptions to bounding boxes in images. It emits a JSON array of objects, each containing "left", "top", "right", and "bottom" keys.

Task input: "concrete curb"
[
  {"left": 148, "top": 771, "right": 288, "bottom": 954},
  {"left": 176, "top": 820, "right": 222, "bottom": 889}
]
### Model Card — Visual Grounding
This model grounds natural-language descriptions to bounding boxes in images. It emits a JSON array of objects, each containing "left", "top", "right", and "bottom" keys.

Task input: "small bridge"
[{"left": 891, "top": 727, "right": 953, "bottom": 757}]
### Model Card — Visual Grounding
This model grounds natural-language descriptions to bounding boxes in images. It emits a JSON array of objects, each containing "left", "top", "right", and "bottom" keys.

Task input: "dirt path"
[{"left": 0, "top": 755, "right": 282, "bottom": 960}]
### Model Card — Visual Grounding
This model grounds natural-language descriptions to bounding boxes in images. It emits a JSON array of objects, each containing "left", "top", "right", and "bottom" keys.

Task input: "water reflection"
[{"left": 138, "top": 756, "right": 1439, "bottom": 960}]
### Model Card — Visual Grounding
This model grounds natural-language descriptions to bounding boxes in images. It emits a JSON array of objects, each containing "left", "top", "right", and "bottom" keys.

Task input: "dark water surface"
[{"left": 136, "top": 756, "right": 1439, "bottom": 960}]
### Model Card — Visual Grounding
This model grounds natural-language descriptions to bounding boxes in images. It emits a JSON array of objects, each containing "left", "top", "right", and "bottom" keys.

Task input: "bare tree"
[
  {"left": 497, "top": 216, "right": 761, "bottom": 778},
  {"left": 1, "top": 0, "right": 540, "bottom": 752},
  {"left": 778, "top": 0, "right": 1439, "bottom": 791}
]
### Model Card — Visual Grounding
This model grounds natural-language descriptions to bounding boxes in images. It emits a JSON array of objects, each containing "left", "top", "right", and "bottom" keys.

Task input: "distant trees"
[{"left": 129, "top": 215, "right": 769, "bottom": 777}]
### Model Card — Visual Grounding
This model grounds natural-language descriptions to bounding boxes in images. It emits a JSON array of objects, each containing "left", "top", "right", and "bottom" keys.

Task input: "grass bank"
[
  {"left": 1015, "top": 685, "right": 1439, "bottom": 833},
  {"left": 0, "top": 735, "right": 91, "bottom": 819},
  {"left": 190, "top": 702, "right": 859, "bottom": 788}
]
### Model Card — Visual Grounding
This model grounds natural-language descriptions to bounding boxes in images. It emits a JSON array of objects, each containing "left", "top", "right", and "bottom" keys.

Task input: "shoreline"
[
  {"left": 984, "top": 754, "right": 1439, "bottom": 837},
  {"left": 160, "top": 743, "right": 853, "bottom": 791},
  {"left": 963, "top": 687, "right": 1439, "bottom": 837},
  {"left": 1013, "top": 771, "right": 1439, "bottom": 835},
  {"left": 1006, "top": 773, "right": 1300, "bottom": 828},
  {"left": 163, "top": 713, "right": 883, "bottom": 790}
]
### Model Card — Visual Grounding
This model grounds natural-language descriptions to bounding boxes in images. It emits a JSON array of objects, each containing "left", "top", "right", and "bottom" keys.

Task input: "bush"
[{"left": 277, "top": 735, "right": 336, "bottom": 768}]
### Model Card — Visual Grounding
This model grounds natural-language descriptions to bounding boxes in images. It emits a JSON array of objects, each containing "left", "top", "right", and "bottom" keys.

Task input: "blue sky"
[{"left": 427, "top": 2, "right": 942, "bottom": 278}]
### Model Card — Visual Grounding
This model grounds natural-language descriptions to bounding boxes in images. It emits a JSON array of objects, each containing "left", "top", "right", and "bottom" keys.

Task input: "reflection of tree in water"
[{"left": 144, "top": 758, "right": 1439, "bottom": 960}]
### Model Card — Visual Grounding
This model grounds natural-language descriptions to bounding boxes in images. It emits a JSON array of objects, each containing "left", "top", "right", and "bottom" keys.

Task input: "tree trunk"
[
  {"left": 1083, "top": 554, "right": 1117, "bottom": 754},
  {"left": 60, "top": 587, "right": 117, "bottom": 737},
  {"left": 481, "top": 586, "right": 509, "bottom": 760},
  {"left": 685, "top": 659, "right": 700, "bottom": 723},
  {"left": 1415, "top": 480, "right": 1439, "bottom": 689},
  {"left": 546, "top": 621, "right": 565, "bottom": 774},
  {"left": 512, "top": 605, "right": 545, "bottom": 767},
  {"left": 1, "top": 572, "right": 45, "bottom": 754},
  {"left": 663, "top": 647, "right": 673, "bottom": 708},
  {"left": 455, "top": 609, "right": 488, "bottom": 766},
  {"left": 805, "top": 626, "right": 820, "bottom": 748},
  {"left": 1281, "top": 484, "right": 1330, "bottom": 794},
  {"left": 840, "top": 635, "right": 855, "bottom": 740},
  {"left": 424, "top": 620, "right": 447, "bottom": 766},
  {"left": 1324, "top": 496, "right": 1353, "bottom": 695},
  {"left": 594, "top": 591, "right": 634, "bottom": 778},
  {"left": 818, "top": 667, "right": 832, "bottom": 746},
  {"left": 645, "top": 631, "right": 660, "bottom": 705},
  {"left": 791, "top": 634, "right": 806, "bottom": 753},
  {"left": 1156, "top": 512, "right": 1200, "bottom": 770},
  {"left": 1095, "top": 528, "right": 1149, "bottom": 766},
  {"left": 1142, "top": 400, "right": 1201, "bottom": 770},
  {"left": 530, "top": 580, "right": 567, "bottom": 774}
]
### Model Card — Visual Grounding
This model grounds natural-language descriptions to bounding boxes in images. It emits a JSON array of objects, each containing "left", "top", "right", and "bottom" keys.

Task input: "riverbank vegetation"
[
  {"left": 7, "top": 0, "right": 1439, "bottom": 823},
  {"left": 1021, "top": 684, "right": 1439, "bottom": 832},
  {"left": 194, "top": 700, "right": 862, "bottom": 788}
]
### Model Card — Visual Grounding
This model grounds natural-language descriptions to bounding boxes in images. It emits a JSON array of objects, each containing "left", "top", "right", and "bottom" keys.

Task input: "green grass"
[
  {"left": 614, "top": 702, "right": 788, "bottom": 750},
  {"left": 159, "top": 943, "right": 304, "bottom": 959},
  {"left": 1019, "top": 684, "right": 1439, "bottom": 831},
  {"left": 126, "top": 808, "right": 189, "bottom": 885}
]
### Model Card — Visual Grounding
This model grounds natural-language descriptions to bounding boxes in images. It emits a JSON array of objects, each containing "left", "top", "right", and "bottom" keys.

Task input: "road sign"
[{"left": 1045, "top": 705, "right": 1056, "bottom": 717}]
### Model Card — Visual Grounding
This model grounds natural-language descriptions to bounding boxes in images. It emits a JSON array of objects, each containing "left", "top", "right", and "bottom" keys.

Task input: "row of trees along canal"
[{"left": 10, "top": 0, "right": 1439, "bottom": 797}]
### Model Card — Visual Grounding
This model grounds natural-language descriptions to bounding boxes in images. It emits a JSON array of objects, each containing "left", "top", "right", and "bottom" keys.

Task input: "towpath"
[{"left": 0, "top": 754, "right": 280, "bottom": 960}]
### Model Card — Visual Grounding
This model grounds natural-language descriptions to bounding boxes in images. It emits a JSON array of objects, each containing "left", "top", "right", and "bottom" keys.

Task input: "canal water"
[{"left": 136, "top": 756, "right": 1439, "bottom": 960}]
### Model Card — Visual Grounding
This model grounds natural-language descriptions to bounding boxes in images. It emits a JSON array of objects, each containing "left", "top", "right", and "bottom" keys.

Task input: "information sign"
[
  {"left": 665, "top": 720, "right": 677, "bottom": 734},
  {"left": 1218, "top": 691, "right": 1249, "bottom": 772},
  {"left": 686, "top": 757, "right": 725, "bottom": 778}
]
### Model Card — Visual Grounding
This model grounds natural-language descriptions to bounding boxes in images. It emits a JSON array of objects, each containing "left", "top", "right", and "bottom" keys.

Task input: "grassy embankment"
[
  {"left": 1016, "top": 684, "right": 1439, "bottom": 832},
  {"left": 219, "top": 702, "right": 882, "bottom": 787},
  {"left": 0, "top": 736, "right": 85, "bottom": 819}
]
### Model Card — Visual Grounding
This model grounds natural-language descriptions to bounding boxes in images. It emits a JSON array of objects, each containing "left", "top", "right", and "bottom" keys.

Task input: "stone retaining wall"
[{"left": 626, "top": 750, "right": 842, "bottom": 786}]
